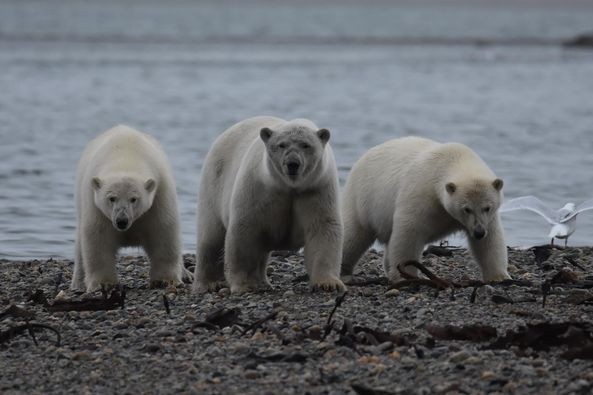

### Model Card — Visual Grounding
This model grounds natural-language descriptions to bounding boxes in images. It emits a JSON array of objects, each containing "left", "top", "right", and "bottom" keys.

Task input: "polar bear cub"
[
  {"left": 341, "top": 136, "right": 510, "bottom": 283},
  {"left": 193, "top": 116, "right": 345, "bottom": 294},
  {"left": 71, "top": 125, "right": 184, "bottom": 291}
]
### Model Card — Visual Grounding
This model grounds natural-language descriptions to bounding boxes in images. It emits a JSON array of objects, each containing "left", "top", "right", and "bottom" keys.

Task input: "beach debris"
[
  {"left": 194, "top": 307, "right": 242, "bottom": 330},
  {"left": 28, "top": 287, "right": 125, "bottom": 312},
  {"left": 487, "top": 321, "right": 593, "bottom": 359},
  {"left": 533, "top": 245, "right": 553, "bottom": 265},
  {"left": 0, "top": 304, "right": 61, "bottom": 346},
  {"left": 163, "top": 294, "right": 171, "bottom": 316},
  {"left": 351, "top": 383, "right": 395, "bottom": 395},
  {"left": 426, "top": 324, "right": 497, "bottom": 342},
  {"left": 322, "top": 292, "right": 347, "bottom": 340},
  {"left": 240, "top": 310, "right": 279, "bottom": 336},
  {"left": 245, "top": 351, "right": 308, "bottom": 363}
]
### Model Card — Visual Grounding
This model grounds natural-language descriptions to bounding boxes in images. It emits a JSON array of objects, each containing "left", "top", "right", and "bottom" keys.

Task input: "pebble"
[
  {"left": 384, "top": 289, "right": 400, "bottom": 297},
  {"left": 283, "top": 290, "right": 296, "bottom": 298},
  {"left": 71, "top": 351, "right": 91, "bottom": 361},
  {"left": 448, "top": 351, "right": 470, "bottom": 364},
  {"left": 244, "top": 370, "right": 260, "bottom": 379}
]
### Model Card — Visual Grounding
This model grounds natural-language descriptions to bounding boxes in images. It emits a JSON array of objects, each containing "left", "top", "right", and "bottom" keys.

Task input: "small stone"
[
  {"left": 210, "top": 377, "right": 221, "bottom": 384},
  {"left": 308, "top": 325, "right": 323, "bottom": 340},
  {"left": 481, "top": 370, "right": 495, "bottom": 380},
  {"left": 145, "top": 344, "right": 160, "bottom": 353},
  {"left": 358, "top": 355, "right": 381, "bottom": 364},
  {"left": 283, "top": 290, "right": 296, "bottom": 298},
  {"left": 464, "top": 356, "right": 481, "bottom": 365},
  {"left": 266, "top": 266, "right": 274, "bottom": 274},
  {"left": 405, "top": 296, "right": 416, "bottom": 303},
  {"left": 385, "top": 289, "right": 400, "bottom": 297},
  {"left": 218, "top": 288, "right": 230, "bottom": 296},
  {"left": 54, "top": 290, "right": 68, "bottom": 300},
  {"left": 71, "top": 351, "right": 91, "bottom": 361},
  {"left": 244, "top": 370, "right": 260, "bottom": 379},
  {"left": 389, "top": 350, "right": 401, "bottom": 359},
  {"left": 361, "top": 288, "right": 374, "bottom": 297},
  {"left": 448, "top": 351, "right": 469, "bottom": 364}
]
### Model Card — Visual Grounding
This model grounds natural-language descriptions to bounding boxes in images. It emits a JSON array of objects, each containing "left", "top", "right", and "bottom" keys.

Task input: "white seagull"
[{"left": 500, "top": 196, "right": 593, "bottom": 246}]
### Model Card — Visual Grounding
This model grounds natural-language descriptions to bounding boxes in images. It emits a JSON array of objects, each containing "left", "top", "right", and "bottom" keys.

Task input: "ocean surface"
[{"left": 1, "top": 0, "right": 593, "bottom": 259}]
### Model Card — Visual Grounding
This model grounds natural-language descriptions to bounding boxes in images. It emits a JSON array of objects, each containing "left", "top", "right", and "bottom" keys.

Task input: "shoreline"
[{"left": 2, "top": 247, "right": 593, "bottom": 393}]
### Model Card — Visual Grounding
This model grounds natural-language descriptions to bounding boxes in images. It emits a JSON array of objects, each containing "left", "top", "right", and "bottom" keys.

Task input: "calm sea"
[{"left": 1, "top": 0, "right": 593, "bottom": 259}]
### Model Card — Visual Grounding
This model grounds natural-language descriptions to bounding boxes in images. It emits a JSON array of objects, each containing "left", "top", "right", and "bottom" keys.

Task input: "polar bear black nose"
[
  {"left": 116, "top": 218, "right": 129, "bottom": 230},
  {"left": 287, "top": 162, "right": 300, "bottom": 176},
  {"left": 473, "top": 225, "right": 486, "bottom": 239}
]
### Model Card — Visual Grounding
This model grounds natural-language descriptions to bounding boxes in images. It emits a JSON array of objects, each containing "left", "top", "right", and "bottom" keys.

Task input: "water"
[{"left": 1, "top": 0, "right": 593, "bottom": 259}]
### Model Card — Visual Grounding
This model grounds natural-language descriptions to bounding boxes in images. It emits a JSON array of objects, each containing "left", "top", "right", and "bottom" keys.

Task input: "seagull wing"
[
  {"left": 562, "top": 198, "right": 593, "bottom": 222},
  {"left": 500, "top": 196, "right": 558, "bottom": 225}
]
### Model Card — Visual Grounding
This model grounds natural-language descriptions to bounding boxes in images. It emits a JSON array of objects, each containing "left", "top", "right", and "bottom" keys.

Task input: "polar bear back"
[
  {"left": 344, "top": 136, "right": 495, "bottom": 238},
  {"left": 198, "top": 116, "right": 285, "bottom": 224}
]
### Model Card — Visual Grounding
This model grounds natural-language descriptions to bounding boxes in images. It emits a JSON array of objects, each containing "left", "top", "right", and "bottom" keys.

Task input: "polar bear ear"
[
  {"left": 92, "top": 177, "right": 102, "bottom": 190},
  {"left": 260, "top": 127, "right": 274, "bottom": 143},
  {"left": 446, "top": 182, "right": 456, "bottom": 194},
  {"left": 492, "top": 178, "right": 504, "bottom": 191},
  {"left": 317, "top": 128, "right": 330, "bottom": 145},
  {"left": 145, "top": 179, "right": 156, "bottom": 192}
]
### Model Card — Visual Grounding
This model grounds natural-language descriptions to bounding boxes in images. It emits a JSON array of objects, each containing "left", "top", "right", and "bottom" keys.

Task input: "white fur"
[
  {"left": 341, "top": 136, "right": 510, "bottom": 283},
  {"left": 71, "top": 125, "right": 183, "bottom": 291},
  {"left": 193, "top": 116, "right": 345, "bottom": 294}
]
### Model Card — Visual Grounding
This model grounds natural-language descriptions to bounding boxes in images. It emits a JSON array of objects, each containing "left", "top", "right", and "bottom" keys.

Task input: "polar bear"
[
  {"left": 341, "top": 136, "right": 510, "bottom": 283},
  {"left": 193, "top": 116, "right": 345, "bottom": 294},
  {"left": 71, "top": 125, "right": 184, "bottom": 291}
]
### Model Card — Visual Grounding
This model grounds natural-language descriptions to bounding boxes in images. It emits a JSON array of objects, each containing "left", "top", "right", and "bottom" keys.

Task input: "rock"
[
  {"left": 385, "top": 289, "right": 400, "bottom": 297},
  {"left": 244, "top": 370, "right": 260, "bottom": 379},
  {"left": 448, "top": 351, "right": 470, "bottom": 364},
  {"left": 283, "top": 290, "right": 296, "bottom": 298},
  {"left": 481, "top": 371, "right": 496, "bottom": 380},
  {"left": 71, "top": 351, "right": 91, "bottom": 361},
  {"left": 308, "top": 325, "right": 323, "bottom": 340}
]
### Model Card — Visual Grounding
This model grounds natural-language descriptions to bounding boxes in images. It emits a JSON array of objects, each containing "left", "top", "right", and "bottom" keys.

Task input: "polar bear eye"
[
  {"left": 278, "top": 143, "right": 288, "bottom": 149},
  {"left": 483, "top": 207, "right": 491, "bottom": 213},
  {"left": 463, "top": 207, "right": 472, "bottom": 214},
  {"left": 109, "top": 196, "right": 116, "bottom": 203},
  {"left": 130, "top": 197, "right": 137, "bottom": 204},
  {"left": 300, "top": 143, "right": 311, "bottom": 149}
]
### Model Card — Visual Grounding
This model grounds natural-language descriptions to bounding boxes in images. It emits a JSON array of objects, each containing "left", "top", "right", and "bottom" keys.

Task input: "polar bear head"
[
  {"left": 92, "top": 175, "right": 156, "bottom": 231},
  {"left": 260, "top": 122, "right": 330, "bottom": 188},
  {"left": 442, "top": 178, "right": 503, "bottom": 240}
]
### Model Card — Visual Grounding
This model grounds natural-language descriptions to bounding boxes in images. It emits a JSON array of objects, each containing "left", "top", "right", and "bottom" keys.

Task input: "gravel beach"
[{"left": 2, "top": 246, "right": 593, "bottom": 394}]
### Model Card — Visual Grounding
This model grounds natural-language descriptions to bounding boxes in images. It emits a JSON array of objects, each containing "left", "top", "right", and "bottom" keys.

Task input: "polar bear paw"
[
  {"left": 483, "top": 271, "right": 512, "bottom": 283},
  {"left": 310, "top": 275, "right": 346, "bottom": 292},
  {"left": 193, "top": 280, "right": 228, "bottom": 294}
]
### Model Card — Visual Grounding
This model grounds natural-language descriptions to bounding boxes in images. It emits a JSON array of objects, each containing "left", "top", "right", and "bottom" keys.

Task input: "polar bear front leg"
[
  {"left": 225, "top": 224, "right": 270, "bottom": 294},
  {"left": 71, "top": 236, "right": 86, "bottom": 290},
  {"left": 385, "top": 218, "right": 423, "bottom": 282},
  {"left": 468, "top": 218, "right": 511, "bottom": 282},
  {"left": 145, "top": 232, "right": 183, "bottom": 288},
  {"left": 81, "top": 227, "right": 119, "bottom": 292},
  {"left": 301, "top": 208, "right": 345, "bottom": 292}
]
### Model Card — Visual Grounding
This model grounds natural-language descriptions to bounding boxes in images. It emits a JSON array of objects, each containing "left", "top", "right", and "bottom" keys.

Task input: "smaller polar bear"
[
  {"left": 341, "top": 136, "right": 510, "bottom": 283},
  {"left": 72, "top": 125, "right": 184, "bottom": 291},
  {"left": 193, "top": 116, "right": 345, "bottom": 294}
]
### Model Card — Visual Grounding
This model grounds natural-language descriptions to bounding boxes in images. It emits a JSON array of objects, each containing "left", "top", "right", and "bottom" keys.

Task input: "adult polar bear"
[
  {"left": 72, "top": 125, "right": 184, "bottom": 291},
  {"left": 193, "top": 116, "right": 345, "bottom": 294},
  {"left": 341, "top": 136, "right": 511, "bottom": 283}
]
